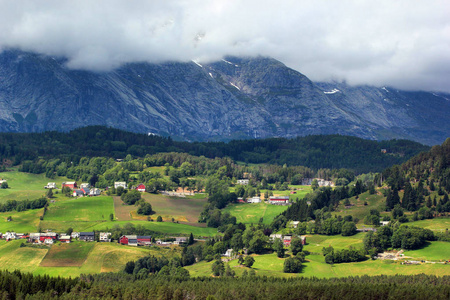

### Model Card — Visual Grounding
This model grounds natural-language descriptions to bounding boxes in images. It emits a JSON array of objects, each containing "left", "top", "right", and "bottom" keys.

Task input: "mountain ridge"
[{"left": 0, "top": 49, "right": 449, "bottom": 145}]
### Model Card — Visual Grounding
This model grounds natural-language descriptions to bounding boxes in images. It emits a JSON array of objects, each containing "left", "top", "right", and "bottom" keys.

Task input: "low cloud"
[{"left": 1, "top": 0, "right": 449, "bottom": 92}]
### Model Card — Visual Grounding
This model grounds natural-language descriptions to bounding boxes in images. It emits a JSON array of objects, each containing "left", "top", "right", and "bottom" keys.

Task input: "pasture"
[
  {"left": 0, "top": 208, "right": 43, "bottom": 233},
  {"left": 40, "top": 241, "right": 95, "bottom": 267},
  {"left": 403, "top": 241, "right": 450, "bottom": 261},
  {"left": 0, "top": 169, "right": 70, "bottom": 202},
  {"left": 334, "top": 191, "right": 386, "bottom": 223},
  {"left": 223, "top": 203, "right": 288, "bottom": 224}
]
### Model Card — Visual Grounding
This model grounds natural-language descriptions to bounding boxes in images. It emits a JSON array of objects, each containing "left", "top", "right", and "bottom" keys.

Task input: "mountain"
[{"left": 0, "top": 49, "right": 449, "bottom": 145}]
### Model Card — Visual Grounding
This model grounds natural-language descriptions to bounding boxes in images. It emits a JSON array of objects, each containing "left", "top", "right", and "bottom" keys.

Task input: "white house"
[
  {"left": 290, "top": 221, "right": 300, "bottom": 228},
  {"left": 237, "top": 179, "right": 249, "bottom": 185},
  {"left": 80, "top": 183, "right": 91, "bottom": 189},
  {"left": 223, "top": 249, "right": 233, "bottom": 257},
  {"left": 45, "top": 182, "right": 56, "bottom": 189},
  {"left": 380, "top": 221, "right": 390, "bottom": 226},
  {"left": 174, "top": 237, "right": 187, "bottom": 245},
  {"left": 71, "top": 232, "right": 80, "bottom": 239},
  {"left": 114, "top": 182, "right": 127, "bottom": 189},
  {"left": 3, "top": 232, "right": 16, "bottom": 240},
  {"left": 89, "top": 188, "right": 101, "bottom": 196},
  {"left": 100, "top": 232, "right": 111, "bottom": 242},
  {"left": 247, "top": 197, "right": 261, "bottom": 203},
  {"left": 44, "top": 238, "right": 54, "bottom": 245}
]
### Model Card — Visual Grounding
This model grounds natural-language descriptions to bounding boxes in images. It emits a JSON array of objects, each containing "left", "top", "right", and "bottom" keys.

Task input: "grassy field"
[
  {"left": 40, "top": 241, "right": 95, "bottom": 267},
  {"left": 0, "top": 240, "right": 49, "bottom": 273},
  {"left": 409, "top": 218, "right": 450, "bottom": 232},
  {"left": 0, "top": 208, "right": 43, "bottom": 233},
  {"left": 304, "top": 233, "right": 366, "bottom": 253},
  {"left": 0, "top": 170, "right": 70, "bottom": 202},
  {"left": 223, "top": 203, "right": 288, "bottom": 224},
  {"left": 334, "top": 191, "right": 386, "bottom": 224},
  {"left": 89, "top": 220, "right": 218, "bottom": 237},
  {"left": 403, "top": 241, "right": 450, "bottom": 261},
  {"left": 186, "top": 239, "right": 450, "bottom": 278}
]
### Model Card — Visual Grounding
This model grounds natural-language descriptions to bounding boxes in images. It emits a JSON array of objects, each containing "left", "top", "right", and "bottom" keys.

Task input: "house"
[
  {"left": 4, "top": 232, "right": 16, "bottom": 240},
  {"left": 89, "top": 188, "right": 101, "bottom": 196},
  {"left": 44, "top": 238, "right": 54, "bottom": 245},
  {"left": 290, "top": 221, "right": 300, "bottom": 228},
  {"left": 223, "top": 249, "right": 233, "bottom": 257},
  {"left": 80, "top": 183, "right": 90, "bottom": 189},
  {"left": 137, "top": 236, "right": 152, "bottom": 246},
  {"left": 59, "top": 235, "right": 71, "bottom": 243},
  {"left": 283, "top": 235, "right": 292, "bottom": 247},
  {"left": 62, "top": 182, "right": 77, "bottom": 189},
  {"left": 247, "top": 197, "right": 261, "bottom": 204},
  {"left": 136, "top": 184, "right": 146, "bottom": 192},
  {"left": 45, "top": 182, "right": 56, "bottom": 189},
  {"left": 28, "top": 233, "right": 41, "bottom": 243},
  {"left": 81, "top": 187, "right": 90, "bottom": 195},
  {"left": 174, "top": 237, "right": 187, "bottom": 245},
  {"left": 381, "top": 149, "right": 387, "bottom": 154},
  {"left": 268, "top": 196, "right": 290, "bottom": 205},
  {"left": 269, "top": 234, "right": 283, "bottom": 241},
  {"left": 16, "top": 233, "right": 25, "bottom": 239},
  {"left": 39, "top": 232, "right": 58, "bottom": 243},
  {"left": 300, "top": 235, "right": 307, "bottom": 245},
  {"left": 301, "top": 178, "right": 334, "bottom": 187},
  {"left": 99, "top": 232, "right": 111, "bottom": 242},
  {"left": 380, "top": 221, "right": 390, "bottom": 226},
  {"left": 237, "top": 197, "right": 246, "bottom": 203},
  {"left": 73, "top": 189, "right": 84, "bottom": 197},
  {"left": 114, "top": 182, "right": 127, "bottom": 189},
  {"left": 71, "top": 232, "right": 80, "bottom": 239},
  {"left": 119, "top": 235, "right": 138, "bottom": 246},
  {"left": 79, "top": 232, "right": 95, "bottom": 241},
  {"left": 156, "top": 239, "right": 173, "bottom": 246},
  {"left": 237, "top": 179, "right": 249, "bottom": 185}
]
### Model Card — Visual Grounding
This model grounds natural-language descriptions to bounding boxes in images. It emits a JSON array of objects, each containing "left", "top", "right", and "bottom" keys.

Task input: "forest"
[{"left": 0, "top": 126, "right": 429, "bottom": 173}]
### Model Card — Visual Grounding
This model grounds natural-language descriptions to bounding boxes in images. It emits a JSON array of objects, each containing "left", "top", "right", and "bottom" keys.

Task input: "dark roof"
[
  {"left": 80, "top": 232, "right": 95, "bottom": 236},
  {"left": 137, "top": 236, "right": 152, "bottom": 239}
]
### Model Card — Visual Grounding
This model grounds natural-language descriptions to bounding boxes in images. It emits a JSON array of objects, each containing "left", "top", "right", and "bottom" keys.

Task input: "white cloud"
[{"left": 0, "top": 0, "right": 449, "bottom": 92}]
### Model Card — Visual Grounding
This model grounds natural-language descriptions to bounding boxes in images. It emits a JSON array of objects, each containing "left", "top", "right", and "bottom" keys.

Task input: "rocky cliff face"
[{"left": 0, "top": 50, "right": 449, "bottom": 145}]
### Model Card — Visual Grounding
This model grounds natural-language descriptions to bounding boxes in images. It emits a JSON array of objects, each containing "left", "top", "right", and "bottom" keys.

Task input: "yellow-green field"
[{"left": 409, "top": 218, "right": 450, "bottom": 232}]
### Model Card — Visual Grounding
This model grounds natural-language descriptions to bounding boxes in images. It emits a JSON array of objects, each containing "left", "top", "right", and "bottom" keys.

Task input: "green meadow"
[
  {"left": 0, "top": 169, "right": 70, "bottom": 202},
  {"left": 409, "top": 218, "right": 450, "bottom": 232},
  {"left": 223, "top": 202, "right": 288, "bottom": 224}
]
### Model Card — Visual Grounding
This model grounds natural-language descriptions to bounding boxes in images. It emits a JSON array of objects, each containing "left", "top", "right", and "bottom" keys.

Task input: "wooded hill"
[{"left": 0, "top": 126, "right": 429, "bottom": 173}]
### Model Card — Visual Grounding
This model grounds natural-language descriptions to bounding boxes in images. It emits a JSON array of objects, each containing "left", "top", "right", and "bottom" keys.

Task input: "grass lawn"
[
  {"left": 223, "top": 203, "right": 288, "bottom": 224},
  {"left": 0, "top": 170, "right": 70, "bottom": 202},
  {"left": 40, "top": 241, "right": 95, "bottom": 267},
  {"left": 403, "top": 241, "right": 450, "bottom": 261},
  {"left": 0, "top": 208, "right": 43, "bottom": 233},
  {"left": 409, "top": 218, "right": 450, "bottom": 232},
  {"left": 89, "top": 220, "right": 218, "bottom": 237}
]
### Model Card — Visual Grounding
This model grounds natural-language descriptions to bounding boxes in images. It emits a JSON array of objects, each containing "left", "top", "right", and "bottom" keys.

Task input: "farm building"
[
  {"left": 80, "top": 187, "right": 90, "bottom": 195},
  {"left": 301, "top": 178, "right": 334, "bottom": 187},
  {"left": 237, "top": 198, "right": 246, "bottom": 203},
  {"left": 90, "top": 188, "right": 101, "bottom": 196},
  {"left": 79, "top": 232, "right": 95, "bottom": 241},
  {"left": 3, "top": 232, "right": 16, "bottom": 240},
  {"left": 247, "top": 197, "right": 261, "bottom": 203},
  {"left": 45, "top": 182, "right": 56, "bottom": 189},
  {"left": 80, "top": 183, "right": 90, "bottom": 189},
  {"left": 289, "top": 221, "right": 300, "bottom": 228},
  {"left": 283, "top": 235, "right": 292, "bottom": 247},
  {"left": 174, "top": 237, "right": 187, "bottom": 245},
  {"left": 137, "top": 236, "right": 152, "bottom": 246},
  {"left": 59, "top": 235, "right": 71, "bottom": 243},
  {"left": 119, "top": 235, "right": 152, "bottom": 246},
  {"left": 99, "top": 232, "right": 111, "bottom": 242},
  {"left": 39, "top": 232, "right": 58, "bottom": 243},
  {"left": 136, "top": 184, "right": 146, "bottom": 192},
  {"left": 223, "top": 249, "right": 233, "bottom": 257},
  {"left": 114, "top": 182, "right": 127, "bottom": 189},
  {"left": 269, "top": 234, "right": 283, "bottom": 241},
  {"left": 237, "top": 179, "right": 249, "bottom": 185},
  {"left": 268, "top": 196, "right": 290, "bottom": 205},
  {"left": 71, "top": 232, "right": 80, "bottom": 239},
  {"left": 62, "top": 182, "right": 77, "bottom": 189}
]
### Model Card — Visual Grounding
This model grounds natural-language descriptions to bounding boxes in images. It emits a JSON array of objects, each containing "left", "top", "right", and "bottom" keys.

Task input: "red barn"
[
  {"left": 137, "top": 236, "right": 152, "bottom": 246},
  {"left": 62, "top": 182, "right": 77, "bottom": 189},
  {"left": 136, "top": 184, "right": 146, "bottom": 192},
  {"left": 269, "top": 196, "right": 290, "bottom": 205}
]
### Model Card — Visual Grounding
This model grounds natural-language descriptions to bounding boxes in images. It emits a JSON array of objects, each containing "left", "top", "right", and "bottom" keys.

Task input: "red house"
[
  {"left": 136, "top": 184, "right": 146, "bottom": 192},
  {"left": 39, "top": 232, "right": 58, "bottom": 242},
  {"left": 62, "top": 182, "right": 77, "bottom": 189}
]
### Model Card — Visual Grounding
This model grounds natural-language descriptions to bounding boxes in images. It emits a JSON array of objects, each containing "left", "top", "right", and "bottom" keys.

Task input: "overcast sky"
[{"left": 1, "top": 0, "right": 449, "bottom": 92}]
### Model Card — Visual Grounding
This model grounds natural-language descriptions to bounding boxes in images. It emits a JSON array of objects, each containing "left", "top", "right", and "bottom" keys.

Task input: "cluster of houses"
[
  {"left": 270, "top": 234, "right": 307, "bottom": 247},
  {"left": 237, "top": 195, "right": 291, "bottom": 205},
  {"left": 0, "top": 231, "right": 101, "bottom": 244},
  {"left": 114, "top": 181, "right": 146, "bottom": 192},
  {"left": 1, "top": 231, "right": 191, "bottom": 248}
]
